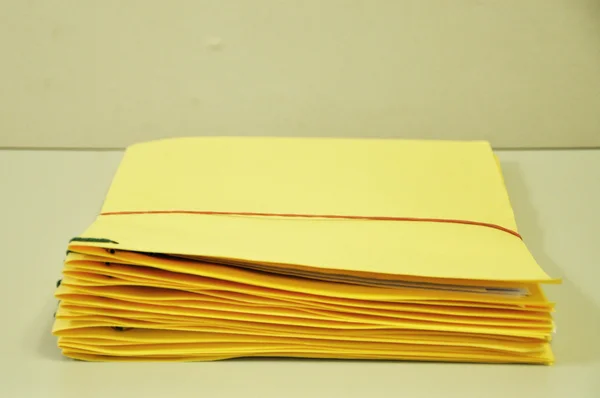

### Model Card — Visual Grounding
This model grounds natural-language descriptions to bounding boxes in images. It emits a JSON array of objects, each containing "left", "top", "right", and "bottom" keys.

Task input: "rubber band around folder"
[{"left": 99, "top": 210, "right": 522, "bottom": 239}]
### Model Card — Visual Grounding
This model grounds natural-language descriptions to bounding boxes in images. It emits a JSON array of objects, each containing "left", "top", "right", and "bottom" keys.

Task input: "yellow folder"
[{"left": 53, "top": 137, "right": 558, "bottom": 364}]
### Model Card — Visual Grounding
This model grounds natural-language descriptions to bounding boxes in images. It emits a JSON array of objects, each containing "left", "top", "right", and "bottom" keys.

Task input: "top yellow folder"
[{"left": 77, "top": 137, "right": 554, "bottom": 284}]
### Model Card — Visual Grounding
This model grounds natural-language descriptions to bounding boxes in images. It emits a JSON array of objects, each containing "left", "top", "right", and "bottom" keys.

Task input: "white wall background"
[{"left": 1, "top": 0, "right": 599, "bottom": 149}]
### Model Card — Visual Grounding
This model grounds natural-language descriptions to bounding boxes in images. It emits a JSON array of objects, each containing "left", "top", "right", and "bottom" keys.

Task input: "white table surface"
[{"left": 0, "top": 149, "right": 599, "bottom": 397}]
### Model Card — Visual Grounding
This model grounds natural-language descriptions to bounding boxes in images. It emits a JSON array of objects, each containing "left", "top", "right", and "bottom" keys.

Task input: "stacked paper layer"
[{"left": 53, "top": 138, "right": 557, "bottom": 363}]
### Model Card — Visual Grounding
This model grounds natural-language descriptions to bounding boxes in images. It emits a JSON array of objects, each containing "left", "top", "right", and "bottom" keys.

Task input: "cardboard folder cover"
[{"left": 53, "top": 137, "right": 558, "bottom": 364}]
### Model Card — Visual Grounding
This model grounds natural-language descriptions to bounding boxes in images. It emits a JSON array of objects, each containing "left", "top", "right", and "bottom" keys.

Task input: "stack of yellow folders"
[{"left": 53, "top": 137, "right": 557, "bottom": 363}]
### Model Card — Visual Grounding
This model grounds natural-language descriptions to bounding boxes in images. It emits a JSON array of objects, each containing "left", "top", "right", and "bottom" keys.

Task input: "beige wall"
[{"left": 1, "top": 1, "right": 599, "bottom": 149}]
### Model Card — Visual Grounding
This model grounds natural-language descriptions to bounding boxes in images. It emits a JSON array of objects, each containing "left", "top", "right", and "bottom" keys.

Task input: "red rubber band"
[{"left": 99, "top": 210, "right": 522, "bottom": 239}]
